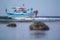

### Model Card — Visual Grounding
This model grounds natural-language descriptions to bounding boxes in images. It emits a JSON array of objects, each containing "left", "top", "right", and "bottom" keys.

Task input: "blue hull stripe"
[{"left": 7, "top": 12, "right": 35, "bottom": 17}]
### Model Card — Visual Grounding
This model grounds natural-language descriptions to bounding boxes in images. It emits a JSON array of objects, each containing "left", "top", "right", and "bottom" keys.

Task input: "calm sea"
[{"left": 0, "top": 21, "right": 60, "bottom": 40}]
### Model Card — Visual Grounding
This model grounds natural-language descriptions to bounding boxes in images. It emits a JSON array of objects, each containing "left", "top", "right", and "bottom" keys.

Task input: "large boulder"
[
  {"left": 7, "top": 23, "right": 16, "bottom": 27},
  {"left": 30, "top": 21, "right": 49, "bottom": 30}
]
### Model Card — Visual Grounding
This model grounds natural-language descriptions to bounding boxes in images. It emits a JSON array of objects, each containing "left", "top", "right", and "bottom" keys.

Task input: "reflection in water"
[{"left": 30, "top": 31, "right": 47, "bottom": 39}]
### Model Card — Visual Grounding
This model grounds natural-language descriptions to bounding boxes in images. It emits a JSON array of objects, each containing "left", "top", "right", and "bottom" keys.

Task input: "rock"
[
  {"left": 7, "top": 23, "right": 16, "bottom": 27},
  {"left": 30, "top": 21, "right": 49, "bottom": 30}
]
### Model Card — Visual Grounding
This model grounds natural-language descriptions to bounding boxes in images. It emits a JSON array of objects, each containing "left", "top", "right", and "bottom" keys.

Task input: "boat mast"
[{"left": 5, "top": 8, "right": 7, "bottom": 13}]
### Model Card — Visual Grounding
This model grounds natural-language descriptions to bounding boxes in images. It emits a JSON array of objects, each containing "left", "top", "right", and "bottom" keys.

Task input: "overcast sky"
[{"left": 0, "top": 0, "right": 60, "bottom": 16}]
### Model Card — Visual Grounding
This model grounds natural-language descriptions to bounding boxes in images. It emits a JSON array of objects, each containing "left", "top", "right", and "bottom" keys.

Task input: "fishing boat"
[{"left": 5, "top": 4, "right": 38, "bottom": 19}]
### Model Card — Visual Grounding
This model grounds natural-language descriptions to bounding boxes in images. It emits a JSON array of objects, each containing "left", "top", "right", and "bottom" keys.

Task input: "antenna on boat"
[
  {"left": 22, "top": 4, "right": 25, "bottom": 6},
  {"left": 5, "top": 8, "right": 7, "bottom": 13},
  {"left": 22, "top": 4, "right": 25, "bottom": 8}
]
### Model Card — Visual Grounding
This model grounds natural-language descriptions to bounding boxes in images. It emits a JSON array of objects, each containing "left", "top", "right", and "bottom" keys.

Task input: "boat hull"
[{"left": 7, "top": 12, "right": 35, "bottom": 19}]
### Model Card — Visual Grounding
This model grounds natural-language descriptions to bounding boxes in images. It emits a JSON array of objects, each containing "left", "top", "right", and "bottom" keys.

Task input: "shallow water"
[{"left": 0, "top": 21, "right": 60, "bottom": 40}]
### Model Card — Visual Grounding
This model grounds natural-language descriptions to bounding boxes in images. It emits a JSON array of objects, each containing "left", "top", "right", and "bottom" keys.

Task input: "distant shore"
[{"left": 0, "top": 16, "right": 60, "bottom": 22}]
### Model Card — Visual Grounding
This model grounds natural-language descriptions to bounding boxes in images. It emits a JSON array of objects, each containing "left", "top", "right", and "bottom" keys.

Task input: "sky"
[{"left": 0, "top": 0, "right": 60, "bottom": 16}]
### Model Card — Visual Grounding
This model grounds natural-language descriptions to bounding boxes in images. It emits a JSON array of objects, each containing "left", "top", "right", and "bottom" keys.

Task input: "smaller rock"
[{"left": 7, "top": 23, "right": 16, "bottom": 27}]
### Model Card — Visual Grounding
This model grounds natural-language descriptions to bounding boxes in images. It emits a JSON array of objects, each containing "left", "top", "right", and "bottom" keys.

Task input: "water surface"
[{"left": 0, "top": 21, "right": 60, "bottom": 40}]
